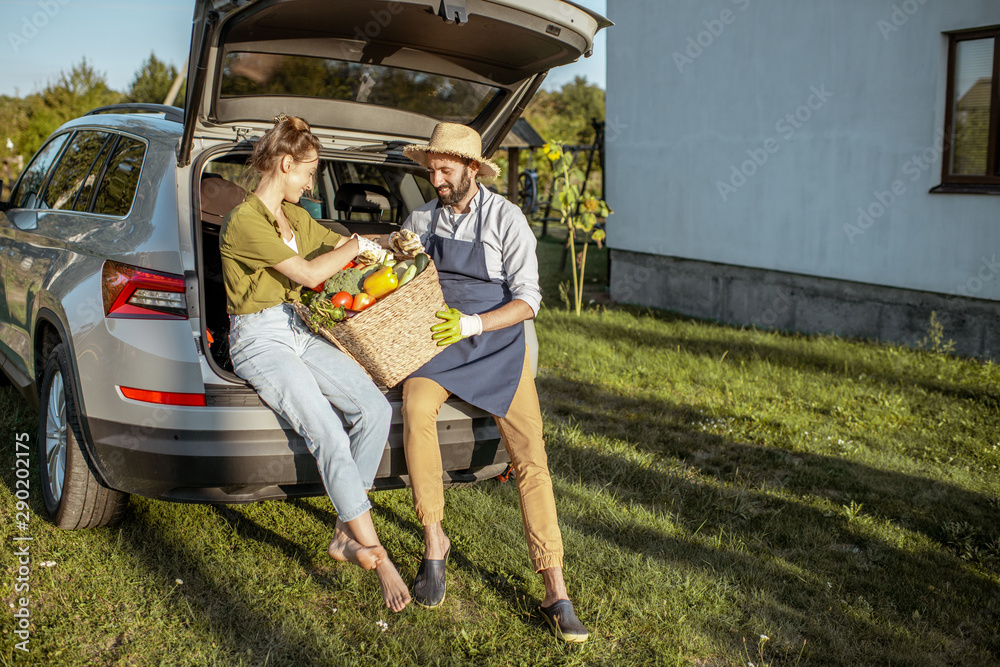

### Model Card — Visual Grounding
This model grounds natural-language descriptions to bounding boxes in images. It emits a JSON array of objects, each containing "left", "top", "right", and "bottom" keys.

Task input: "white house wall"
[{"left": 606, "top": 0, "right": 1000, "bottom": 303}]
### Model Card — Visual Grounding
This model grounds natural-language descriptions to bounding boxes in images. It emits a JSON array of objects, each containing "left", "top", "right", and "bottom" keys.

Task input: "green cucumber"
[
  {"left": 413, "top": 253, "right": 430, "bottom": 274},
  {"left": 398, "top": 264, "right": 418, "bottom": 287}
]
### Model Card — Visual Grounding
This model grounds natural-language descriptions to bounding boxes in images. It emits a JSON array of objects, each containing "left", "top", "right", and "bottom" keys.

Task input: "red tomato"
[
  {"left": 330, "top": 291, "right": 354, "bottom": 309},
  {"left": 352, "top": 292, "right": 376, "bottom": 311}
]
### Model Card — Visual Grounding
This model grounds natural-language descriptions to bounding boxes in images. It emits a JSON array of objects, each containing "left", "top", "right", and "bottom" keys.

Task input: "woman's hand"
[{"left": 272, "top": 236, "right": 360, "bottom": 287}]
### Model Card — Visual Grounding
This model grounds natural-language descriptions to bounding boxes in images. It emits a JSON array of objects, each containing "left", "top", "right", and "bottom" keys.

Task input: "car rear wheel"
[{"left": 38, "top": 344, "right": 127, "bottom": 529}]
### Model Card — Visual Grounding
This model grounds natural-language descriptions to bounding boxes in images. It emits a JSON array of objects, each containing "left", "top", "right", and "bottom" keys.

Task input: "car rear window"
[
  {"left": 220, "top": 52, "right": 501, "bottom": 125},
  {"left": 92, "top": 137, "right": 146, "bottom": 217}
]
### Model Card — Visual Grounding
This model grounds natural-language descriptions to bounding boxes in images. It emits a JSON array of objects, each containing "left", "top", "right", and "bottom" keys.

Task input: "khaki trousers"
[{"left": 401, "top": 349, "right": 564, "bottom": 572}]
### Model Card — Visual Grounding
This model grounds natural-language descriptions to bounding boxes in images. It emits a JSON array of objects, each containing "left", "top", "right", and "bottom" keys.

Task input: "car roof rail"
[{"left": 85, "top": 104, "right": 184, "bottom": 125}]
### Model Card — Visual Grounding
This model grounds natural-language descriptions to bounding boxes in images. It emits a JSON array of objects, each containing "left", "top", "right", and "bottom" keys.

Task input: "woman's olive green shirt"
[{"left": 220, "top": 193, "right": 342, "bottom": 315}]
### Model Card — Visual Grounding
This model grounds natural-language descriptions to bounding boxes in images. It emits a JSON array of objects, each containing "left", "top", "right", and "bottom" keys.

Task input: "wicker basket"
[{"left": 294, "top": 260, "right": 447, "bottom": 387}]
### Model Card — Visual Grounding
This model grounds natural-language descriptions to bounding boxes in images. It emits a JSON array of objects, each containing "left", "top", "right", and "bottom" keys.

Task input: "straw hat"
[{"left": 403, "top": 123, "right": 501, "bottom": 179}]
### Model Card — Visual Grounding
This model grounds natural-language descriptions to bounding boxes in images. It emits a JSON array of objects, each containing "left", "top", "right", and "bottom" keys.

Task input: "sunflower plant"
[{"left": 543, "top": 142, "right": 612, "bottom": 316}]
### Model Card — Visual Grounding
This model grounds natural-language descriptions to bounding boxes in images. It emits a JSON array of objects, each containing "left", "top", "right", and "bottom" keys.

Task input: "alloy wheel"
[{"left": 45, "top": 369, "right": 67, "bottom": 503}]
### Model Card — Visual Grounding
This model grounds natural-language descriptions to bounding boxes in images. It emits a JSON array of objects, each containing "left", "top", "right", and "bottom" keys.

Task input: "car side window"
[
  {"left": 40, "top": 130, "right": 113, "bottom": 211},
  {"left": 92, "top": 137, "right": 146, "bottom": 217},
  {"left": 10, "top": 133, "right": 70, "bottom": 209},
  {"left": 72, "top": 134, "right": 117, "bottom": 212}
]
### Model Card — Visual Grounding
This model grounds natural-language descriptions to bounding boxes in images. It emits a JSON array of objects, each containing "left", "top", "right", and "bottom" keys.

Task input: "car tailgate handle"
[{"left": 439, "top": 0, "right": 468, "bottom": 24}]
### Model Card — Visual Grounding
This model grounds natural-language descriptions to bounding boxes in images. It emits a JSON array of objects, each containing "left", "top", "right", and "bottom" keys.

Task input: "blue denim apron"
[{"left": 409, "top": 188, "right": 526, "bottom": 417}]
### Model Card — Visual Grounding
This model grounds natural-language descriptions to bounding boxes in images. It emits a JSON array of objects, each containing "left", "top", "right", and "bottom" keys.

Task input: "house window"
[{"left": 942, "top": 27, "right": 1000, "bottom": 187}]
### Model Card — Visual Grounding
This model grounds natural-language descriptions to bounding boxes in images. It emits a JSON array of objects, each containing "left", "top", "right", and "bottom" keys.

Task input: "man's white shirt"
[{"left": 402, "top": 187, "right": 542, "bottom": 315}]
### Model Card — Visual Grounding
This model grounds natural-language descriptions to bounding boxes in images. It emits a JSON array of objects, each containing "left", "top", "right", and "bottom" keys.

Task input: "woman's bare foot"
[
  {"left": 375, "top": 559, "right": 412, "bottom": 612},
  {"left": 329, "top": 528, "right": 386, "bottom": 570}
]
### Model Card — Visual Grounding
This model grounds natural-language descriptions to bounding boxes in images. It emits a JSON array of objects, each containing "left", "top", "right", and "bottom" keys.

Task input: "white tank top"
[{"left": 283, "top": 232, "right": 298, "bottom": 254}]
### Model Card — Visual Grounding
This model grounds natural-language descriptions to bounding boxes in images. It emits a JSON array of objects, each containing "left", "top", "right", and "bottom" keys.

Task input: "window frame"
[{"left": 939, "top": 26, "right": 1000, "bottom": 191}]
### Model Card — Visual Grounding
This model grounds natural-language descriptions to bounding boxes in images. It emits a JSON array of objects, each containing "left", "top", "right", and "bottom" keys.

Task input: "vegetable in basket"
[
  {"left": 323, "top": 267, "right": 365, "bottom": 296},
  {"left": 363, "top": 265, "right": 399, "bottom": 299},
  {"left": 309, "top": 298, "right": 346, "bottom": 329}
]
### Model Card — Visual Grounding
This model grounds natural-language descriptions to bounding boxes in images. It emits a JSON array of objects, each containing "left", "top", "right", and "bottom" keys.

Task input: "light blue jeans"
[{"left": 229, "top": 303, "right": 390, "bottom": 522}]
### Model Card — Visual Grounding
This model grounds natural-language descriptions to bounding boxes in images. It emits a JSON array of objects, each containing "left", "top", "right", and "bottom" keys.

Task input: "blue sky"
[{"left": 0, "top": 0, "right": 607, "bottom": 97}]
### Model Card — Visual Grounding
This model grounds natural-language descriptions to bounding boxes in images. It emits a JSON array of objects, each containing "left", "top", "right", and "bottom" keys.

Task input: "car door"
[
  {"left": 3, "top": 129, "right": 115, "bottom": 379},
  {"left": 0, "top": 132, "right": 72, "bottom": 381}
]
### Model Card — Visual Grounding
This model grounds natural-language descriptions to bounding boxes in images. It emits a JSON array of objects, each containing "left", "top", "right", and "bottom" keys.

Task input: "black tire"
[
  {"left": 517, "top": 171, "right": 538, "bottom": 215},
  {"left": 37, "top": 343, "right": 127, "bottom": 529}
]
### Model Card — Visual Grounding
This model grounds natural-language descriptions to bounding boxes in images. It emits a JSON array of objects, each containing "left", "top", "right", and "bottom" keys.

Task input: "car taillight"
[
  {"left": 119, "top": 386, "right": 206, "bottom": 407},
  {"left": 102, "top": 260, "right": 187, "bottom": 319}
]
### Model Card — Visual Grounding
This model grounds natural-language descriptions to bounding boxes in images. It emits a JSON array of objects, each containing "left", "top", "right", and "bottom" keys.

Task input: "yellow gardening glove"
[{"left": 431, "top": 307, "right": 482, "bottom": 346}]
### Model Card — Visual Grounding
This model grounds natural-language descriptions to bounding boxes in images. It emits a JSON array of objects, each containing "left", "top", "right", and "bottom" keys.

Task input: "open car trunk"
[
  {"left": 182, "top": 0, "right": 607, "bottom": 491},
  {"left": 184, "top": 0, "right": 608, "bottom": 378},
  {"left": 179, "top": 0, "right": 611, "bottom": 165}
]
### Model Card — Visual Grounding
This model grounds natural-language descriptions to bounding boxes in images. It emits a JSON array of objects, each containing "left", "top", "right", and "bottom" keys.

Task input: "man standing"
[{"left": 397, "top": 123, "right": 588, "bottom": 643}]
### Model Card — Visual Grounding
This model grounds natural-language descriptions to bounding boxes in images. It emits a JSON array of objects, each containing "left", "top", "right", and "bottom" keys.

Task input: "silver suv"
[{"left": 0, "top": 0, "right": 609, "bottom": 529}]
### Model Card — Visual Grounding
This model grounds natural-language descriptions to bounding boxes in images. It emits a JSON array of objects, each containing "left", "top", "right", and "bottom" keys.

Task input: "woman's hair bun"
[{"left": 251, "top": 113, "right": 321, "bottom": 174}]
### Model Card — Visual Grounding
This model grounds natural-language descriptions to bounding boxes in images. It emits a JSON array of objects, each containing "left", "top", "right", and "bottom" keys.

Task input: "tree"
[
  {"left": 19, "top": 58, "right": 121, "bottom": 158},
  {"left": 524, "top": 76, "right": 605, "bottom": 146},
  {"left": 125, "top": 52, "right": 180, "bottom": 105},
  {"left": 1, "top": 95, "right": 30, "bottom": 196},
  {"left": 519, "top": 77, "right": 605, "bottom": 214}
]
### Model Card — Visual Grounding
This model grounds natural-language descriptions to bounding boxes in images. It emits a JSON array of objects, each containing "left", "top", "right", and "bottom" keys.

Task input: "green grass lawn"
[{"left": 2, "top": 238, "right": 999, "bottom": 666}]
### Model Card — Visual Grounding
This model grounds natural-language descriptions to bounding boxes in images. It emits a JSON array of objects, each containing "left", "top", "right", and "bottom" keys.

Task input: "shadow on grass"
[
  {"left": 291, "top": 496, "right": 543, "bottom": 631},
  {"left": 106, "top": 502, "right": 349, "bottom": 666},
  {"left": 554, "top": 312, "right": 1000, "bottom": 410},
  {"left": 532, "top": 376, "right": 1000, "bottom": 662},
  {"left": 208, "top": 503, "right": 344, "bottom": 588},
  {"left": 538, "top": 376, "right": 1000, "bottom": 560}
]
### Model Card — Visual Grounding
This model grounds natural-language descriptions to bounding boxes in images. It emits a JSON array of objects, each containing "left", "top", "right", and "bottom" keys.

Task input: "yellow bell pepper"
[{"left": 362, "top": 265, "right": 399, "bottom": 299}]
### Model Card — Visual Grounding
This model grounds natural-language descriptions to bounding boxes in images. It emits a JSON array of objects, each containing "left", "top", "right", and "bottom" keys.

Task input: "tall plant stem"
[{"left": 568, "top": 223, "right": 580, "bottom": 315}]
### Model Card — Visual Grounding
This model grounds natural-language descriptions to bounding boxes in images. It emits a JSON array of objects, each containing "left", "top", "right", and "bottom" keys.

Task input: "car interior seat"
[
  {"left": 199, "top": 173, "right": 246, "bottom": 373},
  {"left": 333, "top": 183, "right": 393, "bottom": 223},
  {"left": 200, "top": 174, "right": 247, "bottom": 230}
]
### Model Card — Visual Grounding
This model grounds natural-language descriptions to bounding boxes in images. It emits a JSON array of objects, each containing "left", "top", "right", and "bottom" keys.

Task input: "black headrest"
[{"left": 334, "top": 183, "right": 391, "bottom": 217}]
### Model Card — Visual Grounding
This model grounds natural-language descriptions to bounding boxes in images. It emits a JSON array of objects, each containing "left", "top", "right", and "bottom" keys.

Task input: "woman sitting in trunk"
[{"left": 219, "top": 114, "right": 410, "bottom": 613}]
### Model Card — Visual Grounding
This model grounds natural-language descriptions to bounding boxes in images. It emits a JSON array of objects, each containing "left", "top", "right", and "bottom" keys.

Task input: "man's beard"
[{"left": 438, "top": 168, "right": 472, "bottom": 206}]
